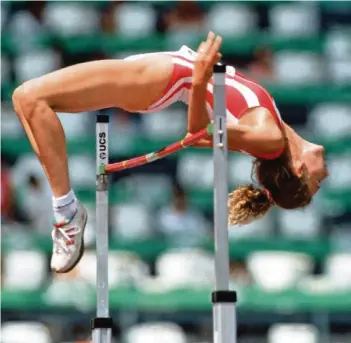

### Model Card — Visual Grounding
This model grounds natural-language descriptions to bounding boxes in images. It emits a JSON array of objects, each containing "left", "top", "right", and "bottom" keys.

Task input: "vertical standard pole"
[
  {"left": 92, "top": 115, "right": 113, "bottom": 343},
  {"left": 212, "top": 64, "right": 237, "bottom": 343}
]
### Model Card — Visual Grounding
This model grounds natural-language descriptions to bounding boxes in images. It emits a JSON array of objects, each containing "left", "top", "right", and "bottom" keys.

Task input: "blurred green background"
[{"left": 1, "top": 1, "right": 351, "bottom": 343}]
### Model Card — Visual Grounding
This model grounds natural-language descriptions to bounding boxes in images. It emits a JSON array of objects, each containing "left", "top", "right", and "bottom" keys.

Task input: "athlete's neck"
[{"left": 283, "top": 122, "right": 305, "bottom": 169}]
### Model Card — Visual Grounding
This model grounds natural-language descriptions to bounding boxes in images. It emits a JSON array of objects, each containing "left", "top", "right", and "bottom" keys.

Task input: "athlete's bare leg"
[
  {"left": 12, "top": 56, "right": 173, "bottom": 197},
  {"left": 12, "top": 55, "right": 173, "bottom": 273}
]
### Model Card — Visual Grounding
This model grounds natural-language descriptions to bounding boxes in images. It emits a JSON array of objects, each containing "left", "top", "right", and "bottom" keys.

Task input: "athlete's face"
[{"left": 300, "top": 143, "right": 329, "bottom": 195}]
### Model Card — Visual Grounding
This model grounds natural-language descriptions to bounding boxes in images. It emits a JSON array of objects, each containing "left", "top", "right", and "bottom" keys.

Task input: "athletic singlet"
[{"left": 125, "top": 45, "right": 284, "bottom": 160}]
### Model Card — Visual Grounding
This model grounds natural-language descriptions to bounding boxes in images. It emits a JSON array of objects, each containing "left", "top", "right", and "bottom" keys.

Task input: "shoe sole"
[{"left": 55, "top": 210, "right": 88, "bottom": 274}]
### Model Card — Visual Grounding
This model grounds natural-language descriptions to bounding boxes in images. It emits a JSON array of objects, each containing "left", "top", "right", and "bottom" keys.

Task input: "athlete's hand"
[
  {"left": 185, "top": 132, "right": 213, "bottom": 148},
  {"left": 192, "top": 31, "right": 222, "bottom": 86}
]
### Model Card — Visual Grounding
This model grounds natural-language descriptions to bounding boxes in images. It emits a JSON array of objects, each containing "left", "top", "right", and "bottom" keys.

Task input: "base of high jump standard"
[{"left": 92, "top": 64, "right": 237, "bottom": 343}]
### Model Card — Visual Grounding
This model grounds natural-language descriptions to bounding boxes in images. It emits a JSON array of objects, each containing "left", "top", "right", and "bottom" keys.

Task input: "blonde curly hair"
[{"left": 228, "top": 184, "right": 272, "bottom": 226}]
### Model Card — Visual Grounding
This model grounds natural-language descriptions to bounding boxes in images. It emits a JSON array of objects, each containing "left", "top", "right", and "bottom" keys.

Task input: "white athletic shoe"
[{"left": 50, "top": 202, "right": 88, "bottom": 273}]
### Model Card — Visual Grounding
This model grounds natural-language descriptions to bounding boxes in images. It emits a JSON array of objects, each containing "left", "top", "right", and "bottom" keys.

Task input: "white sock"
[{"left": 52, "top": 189, "right": 78, "bottom": 223}]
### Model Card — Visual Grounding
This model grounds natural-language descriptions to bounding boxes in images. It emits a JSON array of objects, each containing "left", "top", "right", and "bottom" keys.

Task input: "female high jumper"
[{"left": 12, "top": 32, "right": 328, "bottom": 273}]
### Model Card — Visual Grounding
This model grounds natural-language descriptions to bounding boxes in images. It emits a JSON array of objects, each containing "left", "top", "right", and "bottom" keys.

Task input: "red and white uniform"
[{"left": 125, "top": 46, "right": 283, "bottom": 159}]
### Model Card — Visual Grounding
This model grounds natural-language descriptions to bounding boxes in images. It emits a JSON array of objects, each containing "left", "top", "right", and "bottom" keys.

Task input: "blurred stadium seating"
[{"left": 1, "top": 1, "right": 351, "bottom": 342}]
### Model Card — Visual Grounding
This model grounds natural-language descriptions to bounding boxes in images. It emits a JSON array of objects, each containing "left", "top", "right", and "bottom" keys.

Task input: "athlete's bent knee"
[{"left": 12, "top": 82, "right": 47, "bottom": 120}]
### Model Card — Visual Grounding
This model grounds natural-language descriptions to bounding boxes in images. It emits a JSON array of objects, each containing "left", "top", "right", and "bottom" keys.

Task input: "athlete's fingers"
[
  {"left": 201, "top": 31, "right": 220, "bottom": 53},
  {"left": 206, "top": 31, "right": 215, "bottom": 44},
  {"left": 201, "top": 31, "right": 215, "bottom": 54},
  {"left": 208, "top": 36, "right": 222, "bottom": 63},
  {"left": 199, "top": 33, "right": 221, "bottom": 68},
  {"left": 194, "top": 32, "right": 222, "bottom": 83}
]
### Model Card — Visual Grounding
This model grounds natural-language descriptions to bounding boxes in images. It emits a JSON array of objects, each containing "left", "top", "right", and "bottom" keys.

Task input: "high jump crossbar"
[{"left": 92, "top": 64, "right": 237, "bottom": 343}]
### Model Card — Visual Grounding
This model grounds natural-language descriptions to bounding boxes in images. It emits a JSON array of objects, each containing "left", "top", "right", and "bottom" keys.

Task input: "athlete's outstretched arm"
[
  {"left": 187, "top": 32, "right": 222, "bottom": 133},
  {"left": 12, "top": 55, "right": 173, "bottom": 197},
  {"left": 188, "top": 84, "right": 210, "bottom": 133},
  {"left": 188, "top": 110, "right": 283, "bottom": 153}
]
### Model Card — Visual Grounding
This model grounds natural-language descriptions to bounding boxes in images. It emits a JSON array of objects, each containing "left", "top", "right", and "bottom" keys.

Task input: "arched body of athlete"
[{"left": 12, "top": 32, "right": 328, "bottom": 273}]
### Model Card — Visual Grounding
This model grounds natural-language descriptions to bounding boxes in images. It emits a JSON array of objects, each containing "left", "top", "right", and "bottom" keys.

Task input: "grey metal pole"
[
  {"left": 212, "top": 64, "right": 237, "bottom": 343},
  {"left": 92, "top": 115, "right": 113, "bottom": 343}
]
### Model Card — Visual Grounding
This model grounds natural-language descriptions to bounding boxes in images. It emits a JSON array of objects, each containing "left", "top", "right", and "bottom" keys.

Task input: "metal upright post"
[
  {"left": 92, "top": 115, "right": 113, "bottom": 343},
  {"left": 212, "top": 64, "right": 237, "bottom": 343}
]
